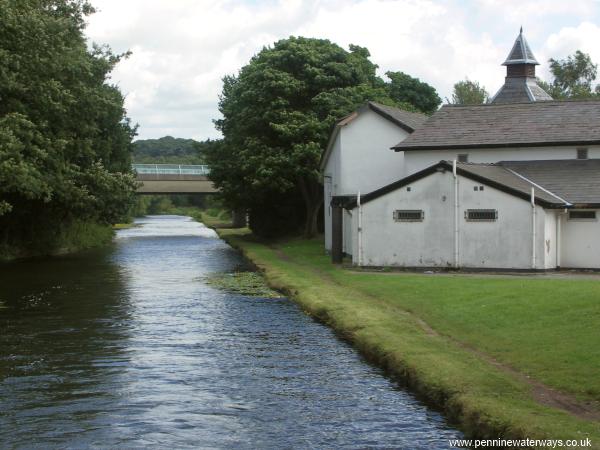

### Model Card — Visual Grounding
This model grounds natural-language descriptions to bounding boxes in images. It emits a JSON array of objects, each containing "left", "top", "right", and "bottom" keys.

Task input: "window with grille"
[
  {"left": 577, "top": 148, "right": 588, "bottom": 160},
  {"left": 568, "top": 210, "right": 596, "bottom": 220},
  {"left": 393, "top": 210, "right": 424, "bottom": 222},
  {"left": 457, "top": 154, "right": 469, "bottom": 163},
  {"left": 465, "top": 209, "right": 497, "bottom": 221}
]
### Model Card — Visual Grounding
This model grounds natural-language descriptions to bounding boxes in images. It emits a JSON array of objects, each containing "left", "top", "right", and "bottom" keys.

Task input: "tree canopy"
[
  {"left": 449, "top": 79, "right": 489, "bottom": 105},
  {"left": 133, "top": 136, "right": 210, "bottom": 164},
  {"left": 538, "top": 50, "right": 600, "bottom": 99},
  {"left": 206, "top": 37, "right": 437, "bottom": 237},
  {"left": 0, "top": 0, "right": 136, "bottom": 251},
  {"left": 385, "top": 71, "right": 441, "bottom": 114}
]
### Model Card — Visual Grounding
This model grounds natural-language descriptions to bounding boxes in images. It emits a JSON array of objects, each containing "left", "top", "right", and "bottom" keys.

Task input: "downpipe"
[
  {"left": 531, "top": 187, "right": 536, "bottom": 269},
  {"left": 357, "top": 191, "right": 362, "bottom": 266},
  {"left": 453, "top": 160, "right": 460, "bottom": 269}
]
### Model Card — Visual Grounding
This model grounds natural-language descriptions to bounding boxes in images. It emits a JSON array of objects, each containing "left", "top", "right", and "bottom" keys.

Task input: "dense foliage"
[
  {"left": 538, "top": 50, "right": 600, "bottom": 99},
  {"left": 133, "top": 136, "right": 211, "bottom": 164},
  {"left": 449, "top": 79, "right": 489, "bottom": 105},
  {"left": 385, "top": 71, "right": 442, "bottom": 114},
  {"left": 206, "top": 37, "right": 440, "bottom": 237},
  {"left": 0, "top": 0, "right": 136, "bottom": 254}
]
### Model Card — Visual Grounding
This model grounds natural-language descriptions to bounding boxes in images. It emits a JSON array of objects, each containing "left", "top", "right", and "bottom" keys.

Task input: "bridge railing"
[{"left": 132, "top": 164, "right": 210, "bottom": 176}]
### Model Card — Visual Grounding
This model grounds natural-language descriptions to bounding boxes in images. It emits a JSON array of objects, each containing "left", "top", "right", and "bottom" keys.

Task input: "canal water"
[{"left": 0, "top": 215, "right": 462, "bottom": 448}]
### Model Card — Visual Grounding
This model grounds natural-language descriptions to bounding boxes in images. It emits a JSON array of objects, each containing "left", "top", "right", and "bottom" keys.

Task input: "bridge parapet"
[{"left": 132, "top": 164, "right": 210, "bottom": 176}]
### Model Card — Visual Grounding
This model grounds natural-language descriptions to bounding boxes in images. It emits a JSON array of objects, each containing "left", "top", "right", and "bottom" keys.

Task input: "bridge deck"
[{"left": 133, "top": 164, "right": 217, "bottom": 194}]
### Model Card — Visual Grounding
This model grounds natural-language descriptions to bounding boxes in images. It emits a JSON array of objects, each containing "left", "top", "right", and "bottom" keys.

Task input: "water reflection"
[{"left": 0, "top": 216, "right": 462, "bottom": 448}]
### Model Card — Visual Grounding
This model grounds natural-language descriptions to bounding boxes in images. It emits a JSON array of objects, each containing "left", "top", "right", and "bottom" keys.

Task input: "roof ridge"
[{"left": 443, "top": 98, "right": 600, "bottom": 108}]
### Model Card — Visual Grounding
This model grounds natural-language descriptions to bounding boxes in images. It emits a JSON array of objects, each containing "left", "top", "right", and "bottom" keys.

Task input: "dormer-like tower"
[{"left": 491, "top": 28, "right": 552, "bottom": 104}]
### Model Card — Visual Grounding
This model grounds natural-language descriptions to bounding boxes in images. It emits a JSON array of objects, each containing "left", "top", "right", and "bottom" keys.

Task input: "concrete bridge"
[{"left": 133, "top": 164, "right": 218, "bottom": 194}]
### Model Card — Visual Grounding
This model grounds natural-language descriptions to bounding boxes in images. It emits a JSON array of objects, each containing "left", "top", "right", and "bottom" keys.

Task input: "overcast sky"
[{"left": 85, "top": 0, "right": 600, "bottom": 141}]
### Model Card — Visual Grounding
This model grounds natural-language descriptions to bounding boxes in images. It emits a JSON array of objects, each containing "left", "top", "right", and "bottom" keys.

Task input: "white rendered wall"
[
  {"left": 404, "top": 145, "right": 600, "bottom": 176},
  {"left": 353, "top": 171, "right": 550, "bottom": 269},
  {"left": 561, "top": 212, "right": 600, "bottom": 268},
  {"left": 323, "top": 109, "right": 411, "bottom": 252},
  {"left": 356, "top": 172, "right": 454, "bottom": 267},
  {"left": 338, "top": 109, "right": 409, "bottom": 194},
  {"left": 457, "top": 176, "right": 547, "bottom": 269}
]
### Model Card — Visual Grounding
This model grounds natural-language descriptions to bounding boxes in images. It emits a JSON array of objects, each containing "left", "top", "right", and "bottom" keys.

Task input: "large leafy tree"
[
  {"left": 0, "top": 0, "right": 136, "bottom": 250},
  {"left": 207, "top": 37, "right": 408, "bottom": 237},
  {"left": 385, "top": 71, "right": 441, "bottom": 114},
  {"left": 538, "top": 50, "right": 600, "bottom": 99},
  {"left": 449, "top": 79, "right": 489, "bottom": 105}
]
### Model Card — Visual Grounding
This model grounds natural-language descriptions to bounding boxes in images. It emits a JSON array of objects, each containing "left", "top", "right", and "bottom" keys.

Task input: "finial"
[{"left": 520, "top": 26, "right": 523, "bottom": 34}]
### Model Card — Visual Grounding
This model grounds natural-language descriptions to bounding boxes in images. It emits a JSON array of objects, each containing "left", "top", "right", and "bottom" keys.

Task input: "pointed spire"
[
  {"left": 503, "top": 28, "right": 539, "bottom": 66},
  {"left": 491, "top": 28, "right": 552, "bottom": 103}
]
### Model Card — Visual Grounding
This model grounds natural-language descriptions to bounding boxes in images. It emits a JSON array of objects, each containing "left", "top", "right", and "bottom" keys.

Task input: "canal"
[{"left": 0, "top": 215, "right": 462, "bottom": 448}]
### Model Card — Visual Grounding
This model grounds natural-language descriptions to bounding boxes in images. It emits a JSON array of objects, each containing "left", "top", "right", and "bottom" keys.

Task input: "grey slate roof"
[
  {"left": 367, "top": 102, "right": 428, "bottom": 132},
  {"left": 343, "top": 161, "right": 562, "bottom": 209},
  {"left": 501, "top": 159, "right": 600, "bottom": 205},
  {"left": 491, "top": 77, "right": 553, "bottom": 104},
  {"left": 393, "top": 100, "right": 600, "bottom": 151},
  {"left": 503, "top": 29, "right": 539, "bottom": 65},
  {"left": 455, "top": 162, "right": 564, "bottom": 204}
]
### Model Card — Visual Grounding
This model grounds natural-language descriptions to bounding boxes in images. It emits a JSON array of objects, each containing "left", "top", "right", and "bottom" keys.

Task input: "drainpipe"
[
  {"left": 453, "top": 160, "right": 459, "bottom": 268},
  {"left": 357, "top": 191, "right": 362, "bottom": 266},
  {"left": 531, "top": 187, "right": 536, "bottom": 269},
  {"left": 556, "top": 209, "right": 564, "bottom": 269}
]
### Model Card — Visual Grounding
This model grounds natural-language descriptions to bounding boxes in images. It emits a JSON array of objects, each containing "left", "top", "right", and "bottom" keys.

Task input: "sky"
[{"left": 85, "top": 0, "right": 600, "bottom": 141}]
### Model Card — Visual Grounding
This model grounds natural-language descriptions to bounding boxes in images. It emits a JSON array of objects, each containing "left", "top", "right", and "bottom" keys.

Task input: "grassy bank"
[
  {"left": 0, "top": 220, "right": 114, "bottom": 261},
  {"left": 218, "top": 230, "right": 600, "bottom": 445}
]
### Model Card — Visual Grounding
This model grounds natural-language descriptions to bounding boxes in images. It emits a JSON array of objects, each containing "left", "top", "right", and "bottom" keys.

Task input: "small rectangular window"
[
  {"left": 457, "top": 154, "right": 469, "bottom": 163},
  {"left": 394, "top": 210, "right": 424, "bottom": 222},
  {"left": 568, "top": 210, "right": 596, "bottom": 220},
  {"left": 577, "top": 148, "right": 588, "bottom": 160},
  {"left": 465, "top": 209, "right": 497, "bottom": 221}
]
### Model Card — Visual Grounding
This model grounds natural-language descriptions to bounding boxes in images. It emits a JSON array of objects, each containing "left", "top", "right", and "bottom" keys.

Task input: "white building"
[
  {"left": 346, "top": 160, "right": 600, "bottom": 270},
  {"left": 331, "top": 30, "right": 600, "bottom": 270},
  {"left": 319, "top": 101, "right": 427, "bottom": 258}
]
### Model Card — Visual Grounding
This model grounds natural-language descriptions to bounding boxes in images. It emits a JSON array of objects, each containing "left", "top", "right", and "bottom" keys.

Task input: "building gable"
[{"left": 319, "top": 102, "right": 427, "bottom": 171}]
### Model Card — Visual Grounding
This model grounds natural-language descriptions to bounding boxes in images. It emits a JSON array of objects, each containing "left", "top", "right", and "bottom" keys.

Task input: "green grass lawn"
[{"left": 221, "top": 231, "right": 600, "bottom": 444}]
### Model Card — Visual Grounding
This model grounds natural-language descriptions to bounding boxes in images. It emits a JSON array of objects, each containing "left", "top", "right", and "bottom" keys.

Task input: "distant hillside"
[{"left": 133, "top": 136, "right": 209, "bottom": 164}]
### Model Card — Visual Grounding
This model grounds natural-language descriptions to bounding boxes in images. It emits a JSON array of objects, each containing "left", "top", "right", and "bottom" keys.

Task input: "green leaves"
[
  {"left": 450, "top": 79, "right": 489, "bottom": 105},
  {"left": 541, "top": 50, "right": 600, "bottom": 100},
  {"left": 0, "top": 0, "right": 136, "bottom": 247},
  {"left": 385, "top": 71, "right": 441, "bottom": 114},
  {"left": 208, "top": 35, "right": 440, "bottom": 237}
]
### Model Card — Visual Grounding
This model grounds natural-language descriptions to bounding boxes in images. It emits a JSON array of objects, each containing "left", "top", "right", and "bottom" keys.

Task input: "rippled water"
[{"left": 0, "top": 215, "right": 462, "bottom": 448}]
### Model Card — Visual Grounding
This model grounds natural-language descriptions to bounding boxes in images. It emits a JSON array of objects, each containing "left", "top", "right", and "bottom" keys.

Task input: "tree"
[
  {"left": 538, "top": 50, "right": 600, "bottom": 99},
  {"left": 206, "top": 37, "right": 408, "bottom": 237},
  {"left": 0, "top": 0, "right": 136, "bottom": 251},
  {"left": 449, "top": 79, "right": 489, "bottom": 105},
  {"left": 133, "top": 136, "right": 210, "bottom": 164},
  {"left": 385, "top": 71, "right": 441, "bottom": 114}
]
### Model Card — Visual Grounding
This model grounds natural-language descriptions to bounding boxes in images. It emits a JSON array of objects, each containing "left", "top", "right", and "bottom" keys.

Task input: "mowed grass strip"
[{"left": 222, "top": 231, "right": 600, "bottom": 443}]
